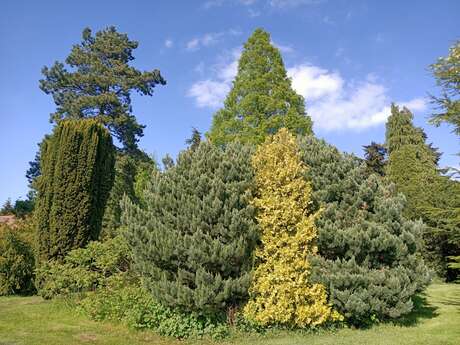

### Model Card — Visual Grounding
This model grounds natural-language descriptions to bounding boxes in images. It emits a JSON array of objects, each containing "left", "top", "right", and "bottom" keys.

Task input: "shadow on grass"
[{"left": 391, "top": 294, "right": 438, "bottom": 327}]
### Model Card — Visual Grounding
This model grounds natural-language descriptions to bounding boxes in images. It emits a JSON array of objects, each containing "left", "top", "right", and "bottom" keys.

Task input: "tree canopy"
[{"left": 40, "top": 26, "right": 166, "bottom": 152}]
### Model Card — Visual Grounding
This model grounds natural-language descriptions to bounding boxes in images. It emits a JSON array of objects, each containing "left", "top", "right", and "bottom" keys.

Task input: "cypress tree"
[
  {"left": 122, "top": 141, "right": 258, "bottom": 314},
  {"left": 244, "top": 129, "right": 338, "bottom": 327},
  {"left": 207, "top": 29, "right": 312, "bottom": 146},
  {"left": 386, "top": 104, "right": 460, "bottom": 280},
  {"left": 35, "top": 119, "right": 115, "bottom": 262},
  {"left": 298, "top": 136, "right": 429, "bottom": 325}
]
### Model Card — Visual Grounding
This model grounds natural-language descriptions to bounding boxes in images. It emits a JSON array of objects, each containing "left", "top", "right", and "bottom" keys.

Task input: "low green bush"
[
  {"left": 0, "top": 225, "right": 35, "bottom": 295},
  {"left": 79, "top": 277, "right": 229, "bottom": 339},
  {"left": 35, "top": 235, "right": 129, "bottom": 299}
]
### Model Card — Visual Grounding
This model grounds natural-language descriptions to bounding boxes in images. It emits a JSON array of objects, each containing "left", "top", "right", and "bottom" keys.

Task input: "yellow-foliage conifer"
[{"left": 243, "top": 128, "right": 339, "bottom": 327}]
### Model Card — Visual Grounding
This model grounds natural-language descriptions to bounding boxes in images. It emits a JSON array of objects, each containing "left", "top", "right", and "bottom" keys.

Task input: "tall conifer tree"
[
  {"left": 35, "top": 119, "right": 115, "bottom": 262},
  {"left": 386, "top": 104, "right": 460, "bottom": 280},
  {"left": 207, "top": 29, "right": 312, "bottom": 145},
  {"left": 122, "top": 142, "right": 258, "bottom": 313},
  {"left": 244, "top": 129, "right": 337, "bottom": 327}
]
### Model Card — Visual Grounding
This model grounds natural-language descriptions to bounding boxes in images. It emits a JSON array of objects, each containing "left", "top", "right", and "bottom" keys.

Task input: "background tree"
[
  {"left": 35, "top": 119, "right": 115, "bottom": 262},
  {"left": 244, "top": 129, "right": 337, "bottom": 327},
  {"left": 39, "top": 26, "right": 166, "bottom": 152},
  {"left": 362, "top": 141, "right": 387, "bottom": 176},
  {"left": 207, "top": 28, "right": 312, "bottom": 146},
  {"left": 0, "top": 199, "right": 14, "bottom": 215},
  {"left": 429, "top": 40, "right": 460, "bottom": 137},
  {"left": 185, "top": 127, "right": 202, "bottom": 151},
  {"left": 385, "top": 104, "right": 460, "bottom": 280},
  {"left": 122, "top": 141, "right": 258, "bottom": 314},
  {"left": 298, "top": 135, "right": 429, "bottom": 325}
]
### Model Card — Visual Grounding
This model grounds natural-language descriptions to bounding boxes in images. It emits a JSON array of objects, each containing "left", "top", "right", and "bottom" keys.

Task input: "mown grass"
[{"left": 0, "top": 283, "right": 459, "bottom": 345}]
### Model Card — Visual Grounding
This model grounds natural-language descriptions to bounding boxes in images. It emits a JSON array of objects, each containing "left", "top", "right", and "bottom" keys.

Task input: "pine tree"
[
  {"left": 122, "top": 141, "right": 258, "bottom": 314},
  {"left": 244, "top": 129, "right": 337, "bottom": 327},
  {"left": 362, "top": 141, "right": 386, "bottom": 176},
  {"left": 207, "top": 29, "right": 312, "bottom": 146},
  {"left": 39, "top": 27, "right": 166, "bottom": 152},
  {"left": 35, "top": 119, "right": 115, "bottom": 262},
  {"left": 298, "top": 135, "right": 430, "bottom": 325}
]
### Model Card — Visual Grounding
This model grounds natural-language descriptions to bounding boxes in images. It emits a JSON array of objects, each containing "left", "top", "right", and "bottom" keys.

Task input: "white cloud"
[
  {"left": 188, "top": 80, "right": 231, "bottom": 108},
  {"left": 288, "top": 64, "right": 426, "bottom": 130},
  {"left": 164, "top": 39, "right": 173, "bottom": 48},
  {"left": 187, "top": 49, "right": 240, "bottom": 108},
  {"left": 188, "top": 52, "right": 426, "bottom": 130}
]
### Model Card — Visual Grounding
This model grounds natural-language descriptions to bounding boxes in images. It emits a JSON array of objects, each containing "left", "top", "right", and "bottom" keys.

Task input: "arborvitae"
[
  {"left": 35, "top": 119, "right": 115, "bottom": 262},
  {"left": 244, "top": 129, "right": 338, "bottom": 327},
  {"left": 298, "top": 136, "right": 429, "bottom": 325},
  {"left": 362, "top": 141, "right": 387, "bottom": 176},
  {"left": 207, "top": 29, "right": 312, "bottom": 146},
  {"left": 122, "top": 141, "right": 258, "bottom": 314},
  {"left": 385, "top": 104, "right": 460, "bottom": 280}
]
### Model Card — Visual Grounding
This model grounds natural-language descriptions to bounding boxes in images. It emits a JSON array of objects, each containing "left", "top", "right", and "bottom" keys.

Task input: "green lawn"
[{"left": 0, "top": 283, "right": 459, "bottom": 345}]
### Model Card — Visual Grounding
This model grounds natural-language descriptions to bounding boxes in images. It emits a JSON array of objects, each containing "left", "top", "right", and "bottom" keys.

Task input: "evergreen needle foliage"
[
  {"left": 244, "top": 129, "right": 338, "bottom": 327},
  {"left": 385, "top": 104, "right": 460, "bottom": 280},
  {"left": 207, "top": 29, "right": 312, "bottom": 146},
  {"left": 39, "top": 26, "right": 166, "bottom": 151},
  {"left": 35, "top": 119, "right": 115, "bottom": 262},
  {"left": 122, "top": 141, "right": 258, "bottom": 314},
  {"left": 298, "top": 135, "right": 430, "bottom": 325}
]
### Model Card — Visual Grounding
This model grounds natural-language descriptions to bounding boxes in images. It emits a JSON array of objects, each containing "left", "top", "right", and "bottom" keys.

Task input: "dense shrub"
[
  {"left": 35, "top": 235, "right": 129, "bottom": 299},
  {"left": 79, "top": 278, "right": 229, "bottom": 339},
  {"left": 122, "top": 141, "right": 258, "bottom": 314},
  {"left": 298, "top": 136, "right": 430, "bottom": 325},
  {"left": 0, "top": 225, "right": 35, "bottom": 295}
]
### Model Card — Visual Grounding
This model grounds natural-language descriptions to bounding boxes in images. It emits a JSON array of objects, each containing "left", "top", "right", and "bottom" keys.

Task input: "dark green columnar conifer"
[
  {"left": 298, "top": 136, "right": 429, "bottom": 325},
  {"left": 207, "top": 29, "right": 312, "bottom": 145},
  {"left": 362, "top": 142, "right": 387, "bottom": 176},
  {"left": 386, "top": 104, "right": 460, "bottom": 280},
  {"left": 35, "top": 119, "right": 115, "bottom": 262},
  {"left": 40, "top": 27, "right": 166, "bottom": 152},
  {"left": 122, "top": 142, "right": 258, "bottom": 314}
]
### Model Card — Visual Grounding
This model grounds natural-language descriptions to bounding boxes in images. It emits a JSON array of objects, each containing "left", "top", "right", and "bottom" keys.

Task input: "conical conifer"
[{"left": 207, "top": 29, "right": 312, "bottom": 145}]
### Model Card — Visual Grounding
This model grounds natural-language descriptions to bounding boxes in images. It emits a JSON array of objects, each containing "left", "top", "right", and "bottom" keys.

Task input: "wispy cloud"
[
  {"left": 164, "top": 39, "right": 173, "bottom": 48},
  {"left": 269, "top": 0, "right": 324, "bottom": 8},
  {"left": 186, "top": 30, "right": 241, "bottom": 51}
]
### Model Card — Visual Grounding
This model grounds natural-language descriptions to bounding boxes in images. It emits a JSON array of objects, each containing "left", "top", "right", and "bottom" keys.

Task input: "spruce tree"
[
  {"left": 244, "top": 129, "right": 337, "bottom": 327},
  {"left": 207, "top": 29, "right": 312, "bottom": 146},
  {"left": 39, "top": 26, "right": 166, "bottom": 152},
  {"left": 298, "top": 136, "right": 430, "bottom": 325},
  {"left": 35, "top": 119, "right": 115, "bottom": 262},
  {"left": 122, "top": 141, "right": 258, "bottom": 314}
]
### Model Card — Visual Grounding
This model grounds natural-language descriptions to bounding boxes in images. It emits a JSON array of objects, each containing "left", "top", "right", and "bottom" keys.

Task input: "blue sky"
[{"left": 1, "top": 0, "right": 459, "bottom": 203}]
